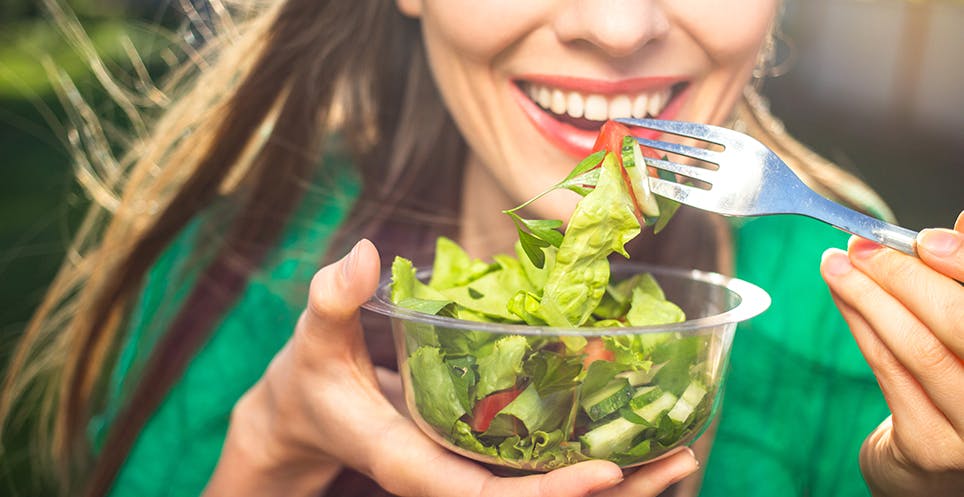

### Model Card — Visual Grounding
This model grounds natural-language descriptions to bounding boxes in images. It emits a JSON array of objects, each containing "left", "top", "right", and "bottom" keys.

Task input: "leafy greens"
[{"left": 389, "top": 124, "right": 710, "bottom": 470}]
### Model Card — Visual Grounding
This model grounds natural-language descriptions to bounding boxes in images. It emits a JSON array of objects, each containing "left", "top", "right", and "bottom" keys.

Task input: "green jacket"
[{"left": 94, "top": 165, "right": 887, "bottom": 496}]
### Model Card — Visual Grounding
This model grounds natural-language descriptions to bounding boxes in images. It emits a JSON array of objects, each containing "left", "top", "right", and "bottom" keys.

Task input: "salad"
[{"left": 388, "top": 122, "right": 713, "bottom": 470}]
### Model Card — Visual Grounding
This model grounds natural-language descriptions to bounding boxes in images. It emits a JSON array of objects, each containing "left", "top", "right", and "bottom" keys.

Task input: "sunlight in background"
[{"left": 783, "top": 0, "right": 962, "bottom": 131}]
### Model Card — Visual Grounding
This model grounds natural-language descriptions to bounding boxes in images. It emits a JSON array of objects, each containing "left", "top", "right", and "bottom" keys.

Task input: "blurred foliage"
[
  {"left": 2, "top": 0, "right": 138, "bottom": 21},
  {"left": 1, "top": 3, "right": 175, "bottom": 494},
  {"left": 0, "top": 0, "right": 175, "bottom": 333},
  {"left": 0, "top": 20, "right": 170, "bottom": 98}
]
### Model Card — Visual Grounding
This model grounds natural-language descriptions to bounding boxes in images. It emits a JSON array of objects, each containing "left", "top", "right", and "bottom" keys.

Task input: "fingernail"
[
  {"left": 918, "top": 229, "right": 961, "bottom": 257},
  {"left": 668, "top": 447, "right": 699, "bottom": 485},
  {"left": 605, "top": 475, "right": 624, "bottom": 487},
  {"left": 683, "top": 447, "right": 699, "bottom": 469},
  {"left": 341, "top": 240, "right": 361, "bottom": 280},
  {"left": 821, "top": 248, "right": 852, "bottom": 276},
  {"left": 848, "top": 236, "right": 880, "bottom": 260}
]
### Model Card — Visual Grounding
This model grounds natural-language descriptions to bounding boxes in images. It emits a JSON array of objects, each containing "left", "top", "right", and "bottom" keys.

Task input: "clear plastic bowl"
[{"left": 363, "top": 262, "right": 770, "bottom": 471}]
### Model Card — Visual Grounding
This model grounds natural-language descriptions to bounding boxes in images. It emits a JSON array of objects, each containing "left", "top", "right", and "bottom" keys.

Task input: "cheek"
[
  {"left": 680, "top": 0, "right": 778, "bottom": 66},
  {"left": 420, "top": 1, "right": 548, "bottom": 61}
]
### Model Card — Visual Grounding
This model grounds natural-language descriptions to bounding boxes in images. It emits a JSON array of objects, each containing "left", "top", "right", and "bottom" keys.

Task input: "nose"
[{"left": 552, "top": 0, "right": 670, "bottom": 58}]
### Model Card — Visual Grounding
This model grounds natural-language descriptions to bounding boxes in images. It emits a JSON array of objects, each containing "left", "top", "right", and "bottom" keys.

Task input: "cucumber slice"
[
  {"left": 618, "top": 405, "right": 648, "bottom": 425},
  {"left": 581, "top": 378, "right": 634, "bottom": 422},
  {"left": 582, "top": 391, "right": 680, "bottom": 458},
  {"left": 622, "top": 138, "right": 660, "bottom": 218},
  {"left": 635, "top": 391, "right": 678, "bottom": 426},
  {"left": 628, "top": 385, "right": 661, "bottom": 410},
  {"left": 580, "top": 416, "right": 646, "bottom": 458},
  {"left": 666, "top": 382, "right": 707, "bottom": 424},
  {"left": 616, "top": 361, "right": 667, "bottom": 386}
]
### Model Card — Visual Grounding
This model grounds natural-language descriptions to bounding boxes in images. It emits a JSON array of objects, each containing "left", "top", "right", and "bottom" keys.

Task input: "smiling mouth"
[{"left": 516, "top": 81, "right": 688, "bottom": 131}]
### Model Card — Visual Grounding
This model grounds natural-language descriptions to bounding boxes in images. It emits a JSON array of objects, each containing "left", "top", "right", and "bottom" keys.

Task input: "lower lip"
[{"left": 512, "top": 84, "right": 689, "bottom": 158}]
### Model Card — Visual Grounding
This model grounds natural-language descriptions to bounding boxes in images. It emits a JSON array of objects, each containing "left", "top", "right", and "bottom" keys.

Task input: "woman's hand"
[
  {"left": 204, "top": 239, "right": 699, "bottom": 497},
  {"left": 821, "top": 211, "right": 964, "bottom": 497}
]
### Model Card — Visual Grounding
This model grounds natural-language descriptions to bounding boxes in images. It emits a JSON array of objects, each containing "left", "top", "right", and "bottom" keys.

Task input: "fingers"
[
  {"left": 916, "top": 210, "right": 964, "bottom": 282},
  {"left": 304, "top": 238, "right": 381, "bottom": 326},
  {"left": 825, "top": 285, "right": 948, "bottom": 439},
  {"left": 592, "top": 447, "right": 699, "bottom": 497},
  {"left": 821, "top": 247, "right": 964, "bottom": 435},
  {"left": 273, "top": 238, "right": 388, "bottom": 467},
  {"left": 846, "top": 235, "right": 964, "bottom": 360},
  {"left": 484, "top": 460, "right": 624, "bottom": 497},
  {"left": 369, "top": 416, "right": 626, "bottom": 497}
]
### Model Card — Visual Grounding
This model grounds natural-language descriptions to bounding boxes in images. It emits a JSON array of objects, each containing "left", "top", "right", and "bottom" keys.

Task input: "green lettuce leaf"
[
  {"left": 498, "top": 434, "right": 534, "bottom": 461},
  {"left": 601, "top": 333, "right": 663, "bottom": 371},
  {"left": 429, "top": 236, "right": 494, "bottom": 289},
  {"left": 652, "top": 335, "right": 708, "bottom": 395},
  {"left": 539, "top": 153, "right": 641, "bottom": 327},
  {"left": 524, "top": 349, "right": 584, "bottom": 396},
  {"left": 395, "top": 297, "right": 455, "bottom": 316},
  {"left": 452, "top": 420, "right": 498, "bottom": 456},
  {"left": 408, "top": 346, "right": 467, "bottom": 433},
  {"left": 580, "top": 360, "right": 628, "bottom": 398},
  {"left": 507, "top": 290, "right": 547, "bottom": 325},
  {"left": 625, "top": 287, "right": 685, "bottom": 326},
  {"left": 391, "top": 256, "right": 449, "bottom": 303},
  {"left": 484, "top": 383, "right": 573, "bottom": 437},
  {"left": 438, "top": 255, "right": 534, "bottom": 321},
  {"left": 437, "top": 328, "right": 494, "bottom": 358},
  {"left": 515, "top": 241, "right": 556, "bottom": 290},
  {"left": 652, "top": 167, "right": 683, "bottom": 234},
  {"left": 446, "top": 355, "right": 478, "bottom": 411},
  {"left": 475, "top": 335, "right": 528, "bottom": 399}
]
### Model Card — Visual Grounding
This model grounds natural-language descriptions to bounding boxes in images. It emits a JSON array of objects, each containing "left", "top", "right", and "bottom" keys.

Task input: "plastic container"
[{"left": 363, "top": 262, "right": 770, "bottom": 471}]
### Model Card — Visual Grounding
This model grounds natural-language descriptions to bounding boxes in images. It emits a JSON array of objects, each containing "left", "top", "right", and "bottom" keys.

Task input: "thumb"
[{"left": 301, "top": 238, "right": 381, "bottom": 348}]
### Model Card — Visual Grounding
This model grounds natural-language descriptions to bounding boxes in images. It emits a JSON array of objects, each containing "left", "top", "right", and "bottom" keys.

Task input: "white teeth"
[
  {"left": 584, "top": 94, "right": 608, "bottom": 121},
  {"left": 550, "top": 89, "right": 567, "bottom": 114},
  {"left": 525, "top": 82, "right": 675, "bottom": 121},
  {"left": 609, "top": 95, "right": 632, "bottom": 119},
  {"left": 566, "top": 92, "right": 585, "bottom": 118},
  {"left": 632, "top": 94, "right": 649, "bottom": 118},
  {"left": 538, "top": 86, "right": 551, "bottom": 109},
  {"left": 648, "top": 89, "right": 670, "bottom": 117}
]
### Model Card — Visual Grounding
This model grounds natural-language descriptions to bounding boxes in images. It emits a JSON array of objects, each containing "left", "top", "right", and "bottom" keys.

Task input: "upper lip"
[{"left": 514, "top": 74, "right": 684, "bottom": 94}]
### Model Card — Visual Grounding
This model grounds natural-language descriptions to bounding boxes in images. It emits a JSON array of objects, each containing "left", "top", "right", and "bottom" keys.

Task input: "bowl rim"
[{"left": 362, "top": 261, "right": 770, "bottom": 337}]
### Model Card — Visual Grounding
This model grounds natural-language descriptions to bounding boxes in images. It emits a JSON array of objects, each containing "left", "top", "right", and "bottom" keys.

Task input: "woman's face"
[{"left": 398, "top": 0, "right": 778, "bottom": 219}]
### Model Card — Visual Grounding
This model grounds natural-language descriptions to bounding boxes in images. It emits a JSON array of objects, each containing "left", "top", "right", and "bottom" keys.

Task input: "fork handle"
[{"left": 809, "top": 195, "right": 919, "bottom": 256}]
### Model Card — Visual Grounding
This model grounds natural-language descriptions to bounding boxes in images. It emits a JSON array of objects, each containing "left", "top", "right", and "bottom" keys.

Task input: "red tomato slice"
[
  {"left": 594, "top": 120, "right": 662, "bottom": 164},
  {"left": 582, "top": 337, "right": 615, "bottom": 370},
  {"left": 592, "top": 120, "right": 634, "bottom": 157},
  {"left": 590, "top": 120, "right": 665, "bottom": 222},
  {"left": 470, "top": 388, "right": 522, "bottom": 432}
]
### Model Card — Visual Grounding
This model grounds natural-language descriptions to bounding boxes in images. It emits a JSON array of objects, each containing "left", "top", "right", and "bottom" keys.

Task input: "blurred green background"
[
  {"left": 1, "top": 0, "right": 175, "bottom": 336},
  {"left": 1, "top": 1, "right": 176, "bottom": 494},
  {"left": 0, "top": 0, "right": 961, "bottom": 495}
]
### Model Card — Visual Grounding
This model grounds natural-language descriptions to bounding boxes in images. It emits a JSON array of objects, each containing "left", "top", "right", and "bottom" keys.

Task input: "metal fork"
[{"left": 616, "top": 118, "right": 919, "bottom": 256}]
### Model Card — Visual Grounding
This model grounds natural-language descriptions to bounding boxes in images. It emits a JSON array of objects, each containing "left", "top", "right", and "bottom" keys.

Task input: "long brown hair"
[
  {"left": 1, "top": 0, "right": 464, "bottom": 494},
  {"left": 1, "top": 1, "right": 891, "bottom": 495}
]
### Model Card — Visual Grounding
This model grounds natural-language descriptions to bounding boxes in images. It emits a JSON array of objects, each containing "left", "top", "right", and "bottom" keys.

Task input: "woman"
[{"left": 2, "top": 1, "right": 961, "bottom": 496}]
